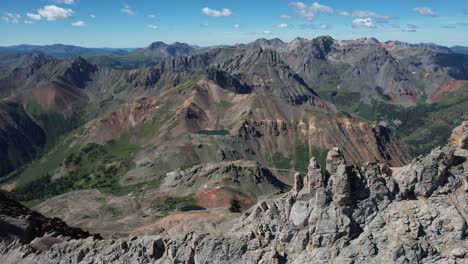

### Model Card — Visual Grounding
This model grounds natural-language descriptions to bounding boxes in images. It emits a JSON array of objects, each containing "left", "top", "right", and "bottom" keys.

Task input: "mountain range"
[
  {"left": 1, "top": 121, "right": 467, "bottom": 263},
  {"left": 451, "top": 45, "right": 468, "bottom": 55},
  {"left": 0, "top": 36, "right": 467, "bottom": 262}
]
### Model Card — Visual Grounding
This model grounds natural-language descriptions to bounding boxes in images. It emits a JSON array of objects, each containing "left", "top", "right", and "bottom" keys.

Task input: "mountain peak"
[
  {"left": 249, "top": 38, "right": 287, "bottom": 49},
  {"left": 384, "top": 40, "right": 452, "bottom": 53},
  {"left": 147, "top": 41, "right": 169, "bottom": 50}
]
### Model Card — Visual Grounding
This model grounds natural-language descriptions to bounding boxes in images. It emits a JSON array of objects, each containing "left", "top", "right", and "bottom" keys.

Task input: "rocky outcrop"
[
  {"left": 161, "top": 160, "right": 288, "bottom": 198},
  {"left": 59, "top": 57, "right": 97, "bottom": 89},
  {"left": 449, "top": 121, "right": 468, "bottom": 150},
  {"left": 1, "top": 122, "right": 467, "bottom": 263},
  {"left": 0, "top": 192, "right": 98, "bottom": 245}
]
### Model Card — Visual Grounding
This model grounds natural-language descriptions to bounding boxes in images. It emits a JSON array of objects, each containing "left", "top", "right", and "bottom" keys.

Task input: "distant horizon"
[
  {"left": 1, "top": 35, "right": 466, "bottom": 50},
  {"left": 1, "top": 0, "right": 467, "bottom": 48}
]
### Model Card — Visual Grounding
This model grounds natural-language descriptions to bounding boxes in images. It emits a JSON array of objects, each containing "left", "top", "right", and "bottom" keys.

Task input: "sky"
[{"left": 1, "top": 0, "right": 467, "bottom": 48}]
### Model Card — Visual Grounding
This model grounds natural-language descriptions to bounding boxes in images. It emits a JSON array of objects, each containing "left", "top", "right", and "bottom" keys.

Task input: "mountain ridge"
[{"left": 0, "top": 121, "right": 467, "bottom": 263}]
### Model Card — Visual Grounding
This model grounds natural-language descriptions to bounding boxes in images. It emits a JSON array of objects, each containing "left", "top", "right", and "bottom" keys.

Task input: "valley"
[{"left": 0, "top": 35, "right": 467, "bottom": 263}]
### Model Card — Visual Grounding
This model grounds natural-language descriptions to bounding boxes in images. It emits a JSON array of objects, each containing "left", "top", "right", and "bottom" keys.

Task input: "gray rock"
[
  {"left": 2, "top": 122, "right": 468, "bottom": 264},
  {"left": 326, "top": 148, "right": 352, "bottom": 206}
]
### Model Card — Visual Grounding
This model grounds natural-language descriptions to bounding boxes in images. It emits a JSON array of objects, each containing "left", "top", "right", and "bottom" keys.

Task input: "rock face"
[
  {"left": 161, "top": 160, "right": 288, "bottom": 198},
  {"left": 1, "top": 122, "right": 467, "bottom": 263},
  {"left": 0, "top": 101, "right": 46, "bottom": 177},
  {"left": 0, "top": 192, "right": 98, "bottom": 245},
  {"left": 449, "top": 121, "right": 468, "bottom": 150}
]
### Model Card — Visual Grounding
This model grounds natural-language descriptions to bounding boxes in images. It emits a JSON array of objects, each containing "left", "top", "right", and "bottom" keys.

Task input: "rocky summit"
[
  {"left": 0, "top": 122, "right": 467, "bottom": 263},
  {"left": 2, "top": 0, "right": 468, "bottom": 262}
]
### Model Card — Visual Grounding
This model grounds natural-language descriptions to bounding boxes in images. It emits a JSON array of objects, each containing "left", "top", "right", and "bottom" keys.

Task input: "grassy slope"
[
  {"left": 7, "top": 133, "right": 143, "bottom": 201},
  {"left": 24, "top": 101, "right": 84, "bottom": 148},
  {"left": 317, "top": 84, "right": 468, "bottom": 156},
  {"left": 6, "top": 77, "right": 467, "bottom": 210}
]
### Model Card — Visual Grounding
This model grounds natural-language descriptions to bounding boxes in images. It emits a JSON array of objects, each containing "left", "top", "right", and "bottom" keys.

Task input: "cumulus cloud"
[
  {"left": 339, "top": 11, "right": 351, "bottom": 17},
  {"left": 233, "top": 23, "right": 240, "bottom": 28},
  {"left": 54, "top": 0, "right": 74, "bottom": 4},
  {"left": 352, "top": 18, "right": 376, "bottom": 28},
  {"left": 319, "top": 24, "right": 329, "bottom": 29},
  {"left": 148, "top": 14, "right": 156, "bottom": 19},
  {"left": 339, "top": 10, "right": 390, "bottom": 22},
  {"left": 413, "top": 7, "right": 437, "bottom": 17},
  {"left": 1, "top": 13, "right": 21, "bottom": 24},
  {"left": 90, "top": 14, "right": 96, "bottom": 19},
  {"left": 263, "top": 30, "right": 272, "bottom": 35},
  {"left": 38, "top": 5, "right": 73, "bottom": 21},
  {"left": 71, "top": 21, "right": 86, "bottom": 27},
  {"left": 27, "top": 13, "right": 42, "bottom": 20},
  {"left": 288, "top": 2, "right": 333, "bottom": 20},
  {"left": 277, "top": 23, "right": 289, "bottom": 29},
  {"left": 288, "top": 2, "right": 314, "bottom": 20},
  {"left": 147, "top": 24, "right": 158, "bottom": 29},
  {"left": 280, "top": 14, "right": 291, "bottom": 19},
  {"left": 202, "top": 7, "right": 233, "bottom": 17},
  {"left": 24, "top": 20, "right": 33, "bottom": 24},
  {"left": 311, "top": 2, "right": 333, "bottom": 14},
  {"left": 121, "top": 5, "right": 136, "bottom": 15}
]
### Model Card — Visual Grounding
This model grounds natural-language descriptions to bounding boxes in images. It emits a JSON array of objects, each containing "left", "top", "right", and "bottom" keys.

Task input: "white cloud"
[
  {"left": 289, "top": 2, "right": 314, "bottom": 20},
  {"left": 288, "top": 2, "right": 333, "bottom": 20},
  {"left": 263, "top": 30, "right": 272, "bottom": 35},
  {"left": 311, "top": 2, "right": 333, "bottom": 14},
  {"left": 279, "top": 14, "right": 291, "bottom": 19},
  {"left": 352, "top": 18, "right": 376, "bottom": 28},
  {"left": 202, "top": 7, "right": 233, "bottom": 17},
  {"left": 339, "top": 11, "right": 351, "bottom": 17},
  {"left": 90, "top": 14, "right": 96, "bottom": 19},
  {"left": 71, "top": 21, "right": 86, "bottom": 27},
  {"left": 148, "top": 14, "right": 156, "bottom": 19},
  {"left": 147, "top": 24, "right": 158, "bottom": 29},
  {"left": 233, "top": 23, "right": 240, "bottom": 28},
  {"left": 277, "top": 23, "right": 289, "bottom": 29},
  {"left": 202, "top": 23, "right": 209, "bottom": 27},
  {"left": 38, "top": 5, "right": 73, "bottom": 21},
  {"left": 413, "top": 7, "right": 437, "bottom": 17},
  {"left": 1, "top": 13, "right": 21, "bottom": 24},
  {"left": 339, "top": 10, "right": 390, "bottom": 22},
  {"left": 24, "top": 20, "right": 33, "bottom": 24},
  {"left": 27, "top": 13, "right": 42, "bottom": 20},
  {"left": 319, "top": 24, "right": 329, "bottom": 29},
  {"left": 54, "top": 0, "right": 74, "bottom": 4},
  {"left": 121, "top": 5, "right": 136, "bottom": 15}
]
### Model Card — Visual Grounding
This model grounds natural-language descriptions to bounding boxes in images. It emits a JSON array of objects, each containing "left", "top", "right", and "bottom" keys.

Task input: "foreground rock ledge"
[{"left": 1, "top": 122, "right": 468, "bottom": 264}]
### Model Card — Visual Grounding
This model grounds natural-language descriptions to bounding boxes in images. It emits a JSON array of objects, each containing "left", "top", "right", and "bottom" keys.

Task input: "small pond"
[{"left": 178, "top": 205, "right": 206, "bottom": 212}]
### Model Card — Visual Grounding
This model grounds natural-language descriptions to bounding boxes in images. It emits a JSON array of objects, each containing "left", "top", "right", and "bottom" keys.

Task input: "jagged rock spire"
[
  {"left": 306, "top": 157, "right": 324, "bottom": 193},
  {"left": 293, "top": 172, "right": 304, "bottom": 193},
  {"left": 325, "top": 147, "right": 352, "bottom": 206}
]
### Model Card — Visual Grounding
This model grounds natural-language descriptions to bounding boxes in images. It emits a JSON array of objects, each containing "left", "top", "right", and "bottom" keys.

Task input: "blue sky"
[{"left": 1, "top": 0, "right": 467, "bottom": 48}]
